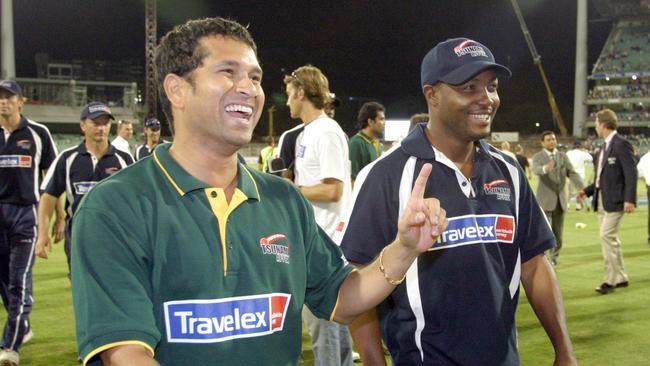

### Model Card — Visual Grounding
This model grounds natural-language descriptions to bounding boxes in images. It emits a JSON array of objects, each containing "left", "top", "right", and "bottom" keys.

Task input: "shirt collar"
[
  {"left": 358, "top": 131, "right": 377, "bottom": 143},
  {"left": 1, "top": 115, "right": 28, "bottom": 132},
  {"left": 604, "top": 131, "right": 617, "bottom": 145},
  {"left": 544, "top": 148, "right": 557, "bottom": 156},
  {"left": 400, "top": 123, "right": 490, "bottom": 160},
  {"left": 152, "top": 143, "right": 260, "bottom": 200},
  {"left": 77, "top": 140, "right": 118, "bottom": 157}
]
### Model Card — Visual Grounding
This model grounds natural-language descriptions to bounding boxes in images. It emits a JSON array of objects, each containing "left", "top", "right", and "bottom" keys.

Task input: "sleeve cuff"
[{"left": 83, "top": 340, "right": 155, "bottom": 366}]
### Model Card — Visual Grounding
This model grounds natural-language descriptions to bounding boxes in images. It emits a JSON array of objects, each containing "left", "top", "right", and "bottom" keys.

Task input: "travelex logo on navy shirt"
[
  {"left": 164, "top": 293, "right": 291, "bottom": 343},
  {"left": 0, "top": 155, "right": 32, "bottom": 168},
  {"left": 432, "top": 214, "right": 515, "bottom": 250}
]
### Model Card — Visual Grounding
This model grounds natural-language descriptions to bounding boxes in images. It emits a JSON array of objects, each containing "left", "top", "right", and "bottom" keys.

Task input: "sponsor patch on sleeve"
[
  {"left": 432, "top": 214, "right": 515, "bottom": 251},
  {"left": 164, "top": 293, "right": 291, "bottom": 343},
  {"left": 73, "top": 181, "right": 98, "bottom": 195},
  {"left": 0, "top": 155, "right": 32, "bottom": 168}
]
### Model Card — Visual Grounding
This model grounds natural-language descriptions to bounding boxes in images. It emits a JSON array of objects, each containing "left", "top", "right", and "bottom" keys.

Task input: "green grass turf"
[{"left": 12, "top": 180, "right": 650, "bottom": 365}]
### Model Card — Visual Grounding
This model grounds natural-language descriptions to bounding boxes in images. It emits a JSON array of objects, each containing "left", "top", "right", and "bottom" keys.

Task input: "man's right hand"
[
  {"left": 52, "top": 216, "right": 66, "bottom": 242},
  {"left": 35, "top": 236, "right": 52, "bottom": 259},
  {"left": 544, "top": 160, "right": 555, "bottom": 173}
]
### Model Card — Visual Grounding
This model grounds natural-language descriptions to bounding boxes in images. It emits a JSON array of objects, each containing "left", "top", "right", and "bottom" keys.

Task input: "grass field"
[{"left": 12, "top": 181, "right": 650, "bottom": 365}]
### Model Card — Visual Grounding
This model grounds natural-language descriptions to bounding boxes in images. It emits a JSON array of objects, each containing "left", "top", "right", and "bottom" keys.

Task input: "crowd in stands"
[
  {"left": 593, "top": 22, "right": 650, "bottom": 73},
  {"left": 588, "top": 82, "right": 650, "bottom": 99}
]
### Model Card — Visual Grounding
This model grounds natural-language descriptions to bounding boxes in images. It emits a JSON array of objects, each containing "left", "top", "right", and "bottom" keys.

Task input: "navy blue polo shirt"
[
  {"left": 0, "top": 116, "right": 58, "bottom": 204},
  {"left": 278, "top": 124, "right": 304, "bottom": 170},
  {"left": 41, "top": 141, "right": 134, "bottom": 219},
  {"left": 338, "top": 124, "right": 554, "bottom": 366},
  {"left": 135, "top": 141, "right": 169, "bottom": 161}
]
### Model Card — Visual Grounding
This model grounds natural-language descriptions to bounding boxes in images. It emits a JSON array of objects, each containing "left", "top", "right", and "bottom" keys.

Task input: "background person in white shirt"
[
  {"left": 284, "top": 65, "right": 354, "bottom": 366},
  {"left": 637, "top": 150, "right": 650, "bottom": 244},
  {"left": 111, "top": 120, "right": 134, "bottom": 155},
  {"left": 566, "top": 141, "right": 593, "bottom": 210}
]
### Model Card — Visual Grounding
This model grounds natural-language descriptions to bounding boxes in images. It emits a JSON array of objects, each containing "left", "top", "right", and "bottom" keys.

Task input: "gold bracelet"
[{"left": 379, "top": 246, "right": 406, "bottom": 285}]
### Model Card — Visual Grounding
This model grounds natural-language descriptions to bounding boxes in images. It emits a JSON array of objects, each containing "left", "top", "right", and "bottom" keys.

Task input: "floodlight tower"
[
  {"left": 1, "top": 0, "right": 16, "bottom": 79},
  {"left": 145, "top": 0, "right": 157, "bottom": 118},
  {"left": 510, "top": 0, "right": 569, "bottom": 136},
  {"left": 573, "top": 0, "right": 588, "bottom": 138}
]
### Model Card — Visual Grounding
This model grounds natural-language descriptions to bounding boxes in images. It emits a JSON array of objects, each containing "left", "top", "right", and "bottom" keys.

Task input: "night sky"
[{"left": 9, "top": 0, "right": 614, "bottom": 136}]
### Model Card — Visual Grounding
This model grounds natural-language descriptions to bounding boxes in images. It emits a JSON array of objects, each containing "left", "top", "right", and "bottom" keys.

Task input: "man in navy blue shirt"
[
  {"left": 0, "top": 80, "right": 59, "bottom": 365},
  {"left": 36, "top": 102, "right": 133, "bottom": 274},
  {"left": 338, "top": 39, "right": 577, "bottom": 365},
  {"left": 135, "top": 118, "right": 168, "bottom": 161}
]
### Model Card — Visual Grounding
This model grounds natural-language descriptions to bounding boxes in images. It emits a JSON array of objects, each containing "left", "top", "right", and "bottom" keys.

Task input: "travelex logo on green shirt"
[{"left": 164, "top": 294, "right": 291, "bottom": 343}]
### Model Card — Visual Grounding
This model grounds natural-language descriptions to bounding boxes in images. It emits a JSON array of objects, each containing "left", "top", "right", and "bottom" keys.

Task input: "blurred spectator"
[
  {"left": 111, "top": 120, "right": 134, "bottom": 155},
  {"left": 637, "top": 150, "right": 650, "bottom": 244},
  {"left": 349, "top": 102, "right": 385, "bottom": 181},
  {"left": 515, "top": 144, "right": 531, "bottom": 179},
  {"left": 257, "top": 136, "right": 276, "bottom": 172},
  {"left": 499, "top": 141, "right": 516, "bottom": 160},
  {"left": 135, "top": 118, "right": 169, "bottom": 160},
  {"left": 566, "top": 141, "right": 594, "bottom": 210}
]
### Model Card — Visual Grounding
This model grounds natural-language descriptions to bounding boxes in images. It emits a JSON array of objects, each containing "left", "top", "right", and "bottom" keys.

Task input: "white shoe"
[
  {"left": 0, "top": 349, "right": 19, "bottom": 366},
  {"left": 352, "top": 351, "right": 361, "bottom": 362},
  {"left": 22, "top": 330, "right": 33, "bottom": 345}
]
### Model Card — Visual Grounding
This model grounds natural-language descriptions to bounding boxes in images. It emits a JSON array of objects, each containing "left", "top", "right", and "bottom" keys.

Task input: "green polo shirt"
[
  {"left": 349, "top": 131, "right": 382, "bottom": 179},
  {"left": 72, "top": 143, "right": 353, "bottom": 366}
]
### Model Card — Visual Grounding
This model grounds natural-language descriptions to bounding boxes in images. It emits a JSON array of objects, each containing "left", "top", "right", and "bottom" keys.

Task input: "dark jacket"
[{"left": 584, "top": 133, "right": 637, "bottom": 211}]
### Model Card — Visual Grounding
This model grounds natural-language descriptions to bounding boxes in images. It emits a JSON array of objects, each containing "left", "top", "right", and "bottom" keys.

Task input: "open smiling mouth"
[
  {"left": 468, "top": 113, "right": 492, "bottom": 122},
  {"left": 225, "top": 104, "right": 254, "bottom": 119}
]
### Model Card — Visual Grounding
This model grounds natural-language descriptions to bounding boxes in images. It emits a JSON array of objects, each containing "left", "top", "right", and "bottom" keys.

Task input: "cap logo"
[
  {"left": 88, "top": 105, "right": 111, "bottom": 114},
  {"left": 453, "top": 40, "right": 487, "bottom": 58}
]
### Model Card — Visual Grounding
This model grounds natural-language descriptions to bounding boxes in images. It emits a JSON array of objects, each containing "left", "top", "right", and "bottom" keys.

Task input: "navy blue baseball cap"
[
  {"left": 80, "top": 101, "right": 114, "bottom": 120},
  {"left": 144, "top": 118, "right": 161, "bottom": 129},
  {"left": 0, "top": 80, "right": 23, "bottom": 97},
  {"left": 421, "top": 38, "right": 511, "bottom": 87}
]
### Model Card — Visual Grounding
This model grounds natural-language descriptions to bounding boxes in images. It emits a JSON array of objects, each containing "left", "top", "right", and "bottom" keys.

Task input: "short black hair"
[
  {"left": 356, "top": 101, "right": 385, "bottom": 129},
  {"left": 540, "top": 130, "right": 555, "bottom": 141},
  {"left": 155, "top": 17, "right": 257, "bottom": 132}
]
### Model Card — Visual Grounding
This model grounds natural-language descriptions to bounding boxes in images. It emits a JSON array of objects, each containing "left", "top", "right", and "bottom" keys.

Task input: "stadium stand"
[{"left": 587, "top": 7, "right": 650, "bottom": 136}]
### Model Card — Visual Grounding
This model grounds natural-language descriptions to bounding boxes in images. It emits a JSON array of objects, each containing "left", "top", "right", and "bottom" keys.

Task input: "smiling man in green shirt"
[{"left": 71, "top": 17, "right": 447, "bottom": 366}]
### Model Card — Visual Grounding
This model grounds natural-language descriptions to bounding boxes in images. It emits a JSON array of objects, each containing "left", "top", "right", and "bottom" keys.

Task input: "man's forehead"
[
  {"left": 87, "top": 116, "right": 111, "bottom": 124},
  {"left": 0, "top": 89, "right": 18, "bottom": 97},
  {"left": 198, "top": 36, "right": 259, "bottom": 62}
]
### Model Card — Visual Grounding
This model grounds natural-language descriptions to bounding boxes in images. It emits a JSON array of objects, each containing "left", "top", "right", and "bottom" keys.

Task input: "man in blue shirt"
[
  {"left": 0, "top": 80, "right": 59, "bottom": 366},
  {"left": 338, "top": 38, "right": 577, "bottom": 365},
  {"left": 36, "top": 102, "right": 133, "bottom": 274}
]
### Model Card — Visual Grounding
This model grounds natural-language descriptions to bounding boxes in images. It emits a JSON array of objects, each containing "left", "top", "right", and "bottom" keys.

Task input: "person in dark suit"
[
  {"left": 532, "top": 131, "right": 584, "bottom": 265},
  {"left": 579, "top": 109, "right": 637, "bottom": 295}
]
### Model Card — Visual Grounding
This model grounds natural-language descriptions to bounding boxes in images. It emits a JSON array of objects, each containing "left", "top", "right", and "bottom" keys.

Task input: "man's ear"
[
  {"left": 423, "top": 85, "right": 440, "bottom": 108},
  {"left": 164, "top": 74, "right": 188, "bottom": 110},
  {"left": 297, "top": 87, "right": 306, "bottom": 101}
]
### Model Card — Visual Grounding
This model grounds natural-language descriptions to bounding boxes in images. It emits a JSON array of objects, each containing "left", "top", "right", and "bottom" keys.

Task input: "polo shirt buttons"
[
  {"left": 462, "top": 182, "right": 468, "bottom": 187},
  {"left": 210, "top": 191, "right": 217, "bottom": 198}
]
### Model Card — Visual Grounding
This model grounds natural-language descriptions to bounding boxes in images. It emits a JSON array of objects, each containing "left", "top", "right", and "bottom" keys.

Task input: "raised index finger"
[{"left": 411, "top": 163, "right": 432, "bottom": 199}]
